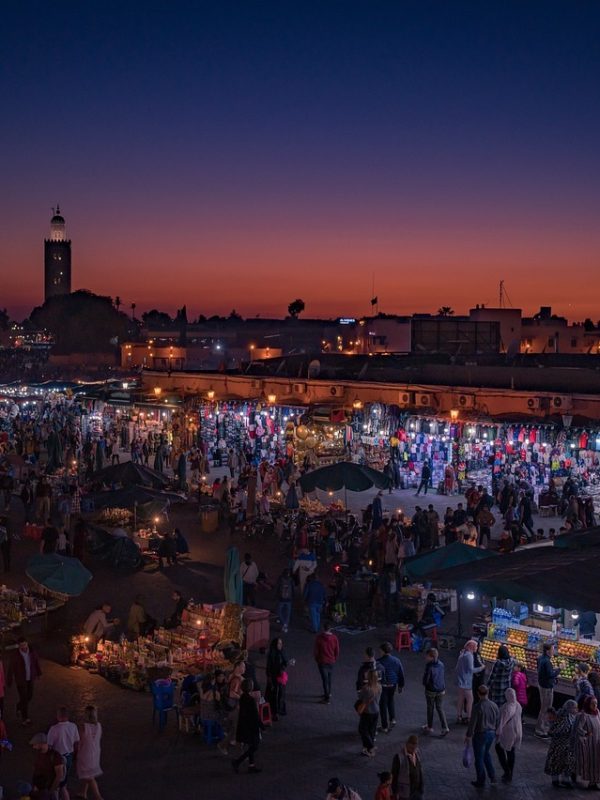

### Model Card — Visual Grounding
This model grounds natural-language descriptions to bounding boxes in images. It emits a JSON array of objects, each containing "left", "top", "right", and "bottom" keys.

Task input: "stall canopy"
[
  {"left": 404, "top": 542, "right": 496, "bottom": 580},
  {"left": 428, "top": 545, "right": 600, "bottom": 610},
  {"left": 86, "top": 485, "right": 186, "bottom": 511},
  {"left": 299, "top": 461, "right": 390, "bottom": 493},
  {"left": 553, "top": 527, "right": 600, "bottom": 550},
  {"left": 26, "top": 554, "right": 92, "bottom": 597},
  {"left": 89, "top": 462, "right": 170, "bottom": 490}
]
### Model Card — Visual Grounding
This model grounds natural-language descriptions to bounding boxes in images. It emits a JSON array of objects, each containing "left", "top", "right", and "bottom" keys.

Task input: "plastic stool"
[
  {"left": 395, "top": 628, "right": 411, "bottom": 652},
  {"left": 201, "top": 719, "right": 223, "bottom": 744},
  {"left": 422, "top": 625, "right": 438, "bottom": 648},
  {"left": 259, "top": 702, "right": 273, "bottom": 727}
]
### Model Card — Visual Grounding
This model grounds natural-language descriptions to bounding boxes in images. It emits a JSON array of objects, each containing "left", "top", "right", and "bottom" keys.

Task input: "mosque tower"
[{"left": 44, "top": 205, "right": 72, "bottom": 301}]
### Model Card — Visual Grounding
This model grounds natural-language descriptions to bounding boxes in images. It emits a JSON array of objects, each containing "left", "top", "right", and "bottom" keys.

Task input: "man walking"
[
  {"left": 276, "top": 567, "right": 294, "bottom": 633},
  {"left": 465, "top": 685, "right": 500, "bottom": 788},
  {"left": 421, "top": 648, "right": 449, "bottom": 736},
  {"left": 535, "top": 643, "right": 561, "bottom": 738},
  {"left": 7, "top": 636, "right": 42, "bottom": 725},
  {"left": 304, "top": 574, "right": 327, "bottom": 633},
  {"left": 314, "top": 622, "right": 340, "bottom": 704},
  {"left": 415, "top": 461, "right": 431, "bottom": 497},
  {"left": 377, "top": 642, "right": 405, "bottom": 733},
  {"left": 47, "top": 706, "right": 80, "bottom": 800}
]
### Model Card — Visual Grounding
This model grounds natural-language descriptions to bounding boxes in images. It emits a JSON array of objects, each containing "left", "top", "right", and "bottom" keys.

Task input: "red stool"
[
  {"left": 259, "top": 702, "right": 273, "bottom": 727},
  {"left": 395, "top": 628, "right": 411, "bottom": 651}
]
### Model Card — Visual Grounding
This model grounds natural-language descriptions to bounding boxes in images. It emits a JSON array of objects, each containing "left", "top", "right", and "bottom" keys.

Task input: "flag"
[{"left": 370, "top": 296, "right": 378, "bottom": 306}]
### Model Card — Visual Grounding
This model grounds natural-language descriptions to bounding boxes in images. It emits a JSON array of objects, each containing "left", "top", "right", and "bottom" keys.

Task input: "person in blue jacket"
[
  {"left": 303, "top": 574, "right": 327, "bottom": 633},
  {"left": 422, "top": 648, "right": 449, "bottom": 736},
  {"left": 377, "top": 642, "right": 405, "bottom": 732}
]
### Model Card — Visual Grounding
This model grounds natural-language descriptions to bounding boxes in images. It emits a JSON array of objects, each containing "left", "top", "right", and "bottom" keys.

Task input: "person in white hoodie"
[
  {"left": 495, "top": 688, "right": 522, "bottom": 783},
  {"left": 455, "top": 640, "right": 485, "bottom": 723}
]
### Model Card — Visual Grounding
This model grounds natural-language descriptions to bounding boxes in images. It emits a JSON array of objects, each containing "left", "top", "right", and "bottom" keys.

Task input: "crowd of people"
[
  {"left": 3, "top": 392, "right": 600, "bottom": 798},
  {"left": 318, "top": 633, "right": 600, "bottom": 798}
]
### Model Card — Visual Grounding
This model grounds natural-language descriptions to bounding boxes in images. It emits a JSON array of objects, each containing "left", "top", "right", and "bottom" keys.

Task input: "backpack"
[{"left": 279, "top": 578, "right": 293, "bottom": 601}]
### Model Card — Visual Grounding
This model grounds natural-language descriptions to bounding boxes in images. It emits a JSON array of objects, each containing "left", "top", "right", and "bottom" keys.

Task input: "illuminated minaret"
[{"left": 44, "top": 205, "right": 72, "bottom": 301}]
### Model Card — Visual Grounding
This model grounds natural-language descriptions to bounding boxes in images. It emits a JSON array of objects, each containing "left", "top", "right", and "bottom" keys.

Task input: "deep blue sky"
[{"left": 2, "top": 1, "right": 599, "bottom": 319}]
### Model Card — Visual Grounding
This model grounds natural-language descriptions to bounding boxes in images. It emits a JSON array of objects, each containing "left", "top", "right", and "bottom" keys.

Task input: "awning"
[
  {"left": 428, "top": 544, "right": 600, "bottom": 610},
  {"left": 404, "top": 541, "right": 496, "bottom": 580}
]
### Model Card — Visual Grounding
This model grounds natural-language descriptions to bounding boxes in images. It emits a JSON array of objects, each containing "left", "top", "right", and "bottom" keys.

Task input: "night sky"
[{"left": 2, "top": 1, "right": 600, "bottom": 321}]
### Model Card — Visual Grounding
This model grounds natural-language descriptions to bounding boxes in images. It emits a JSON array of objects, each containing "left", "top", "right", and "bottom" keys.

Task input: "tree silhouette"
[
  {"left": 141, "top": 309, "right": 173, "bottom": 329},
  {"left": 114, "top": 296, "right": 122, "bottom": 313},
  {"left": 288, "top": 298, "right": 305, "bottom": 318},
  {"left": 437, "top": 306, "right": 454, "bottom": 317},
  {"left": 131, "top": 302, "right": 136, "bottom": 320},
  {"left": 30, "top": 290, "right": 135, "bottom": 353}
]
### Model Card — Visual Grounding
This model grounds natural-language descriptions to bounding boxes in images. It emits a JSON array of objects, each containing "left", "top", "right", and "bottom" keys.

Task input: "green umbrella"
[
  {"left": 26, "top": 554, "right": 92, "bottom": 598},
  {"left": 404, "top": 541, "right": 496, "bottom": 580},
  {"left": 299, "top": 461, "right": 390, "bottom": 493}
]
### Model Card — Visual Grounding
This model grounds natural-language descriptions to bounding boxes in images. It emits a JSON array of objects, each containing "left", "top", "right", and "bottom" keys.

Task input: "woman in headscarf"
[
  {"left": 488, "top": 645, "right": 516, "bottom": 707},
  {"left": 544, "top": 700, "right": 577, "bottom": 789},
  {"left": 573, "top": 695, "right": 600, "bottom": 789},
  {"left": 495, "top": 688, "right": 522, "bottom": 783}
]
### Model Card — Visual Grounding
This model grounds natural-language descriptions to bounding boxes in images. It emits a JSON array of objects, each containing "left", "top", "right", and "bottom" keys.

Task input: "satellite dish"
[{"left": 308, "top": 359, "right": 321, "bottom": 379}]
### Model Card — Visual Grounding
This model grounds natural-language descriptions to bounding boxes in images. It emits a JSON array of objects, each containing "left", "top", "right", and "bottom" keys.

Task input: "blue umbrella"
[
  {"left": 224, "top": 546, "right": 243, "bottom": 604},
  {"left": 26, "top": 554, "right": 92, "bottom": 597}
]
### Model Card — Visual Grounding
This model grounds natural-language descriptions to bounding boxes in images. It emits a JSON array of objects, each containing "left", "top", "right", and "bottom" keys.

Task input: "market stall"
[
  {"left": 352, "top": 402, "right": 600, "bottom": 500},
  {"left": 72, "top": 601, "right": 247, "bottom": 690},
  {"left": 0, "top": 586, "right": 66, "bottom": 647},
  {"left": 196, "top": 401, "right": 305, "bottom": 468},
  {"left": 429, "top": 543, "right": 600, "bottom": 698},
  {"left": 480, "top": 610, "right": 600, "bottom": 695}
]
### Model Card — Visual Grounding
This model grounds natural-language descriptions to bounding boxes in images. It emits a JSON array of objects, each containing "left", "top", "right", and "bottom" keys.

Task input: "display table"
[
  {"left": 0, "top": 588, "right": 65, "bottom": 650},
  {"left": 72, "top": 602, "right": 245, "bottom": 690},
  {"left": 480, "top": 617, "right": 600, "bottom": 696}
]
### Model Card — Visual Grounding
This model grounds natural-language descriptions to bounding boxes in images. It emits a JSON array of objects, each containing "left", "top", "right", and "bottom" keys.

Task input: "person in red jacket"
[
  {"left": 314, "top": 621, "right": 340, "bottom": 704},
  {"left": 7, "top": 636, "right": 42, "bottom": 725}
]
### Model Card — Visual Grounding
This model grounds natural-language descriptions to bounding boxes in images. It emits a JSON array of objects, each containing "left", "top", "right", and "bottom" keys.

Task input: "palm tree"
[
  {"left": 115, "top": 296, "right": 122, "bottom": 313},
  {"left": 131, "top": 302, "right": 136, "bottom": 320},
  {"left": 437, "top": 306, "right": 454, "bottom": 317}
]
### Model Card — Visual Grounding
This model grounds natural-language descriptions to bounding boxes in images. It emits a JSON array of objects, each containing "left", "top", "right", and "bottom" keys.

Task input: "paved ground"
[{"left": 0, "top": 478, "right": 573, "bottom": 800}]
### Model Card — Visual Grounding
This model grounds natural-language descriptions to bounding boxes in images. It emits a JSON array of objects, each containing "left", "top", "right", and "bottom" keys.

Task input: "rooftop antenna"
[
  {"left": 370, "top": 273, "right": 378, "bottom": 315},
  {"left": 499, "top": 280, "right": 514, "bottom": 309}
]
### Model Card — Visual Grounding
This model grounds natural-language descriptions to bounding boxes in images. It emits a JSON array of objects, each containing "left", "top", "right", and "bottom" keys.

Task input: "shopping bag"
[{"left": 462, "top": 743, "right": 473, "bottom": 768}]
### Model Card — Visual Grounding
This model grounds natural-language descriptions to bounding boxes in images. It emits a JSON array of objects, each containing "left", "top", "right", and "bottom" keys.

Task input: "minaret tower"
[{"left": 44, "top": 205, "right": 72, "bottom": 301}]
